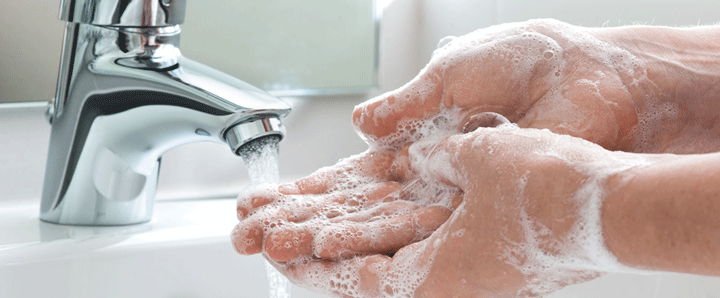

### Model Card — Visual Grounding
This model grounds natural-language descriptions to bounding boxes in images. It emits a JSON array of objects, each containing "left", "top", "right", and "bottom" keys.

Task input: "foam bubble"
[
  {"left": 435, "top": 35, "right": 457, "bottom": 51},
  {"left": 632, "top": 99, "right": 681, "bottom": 153}
]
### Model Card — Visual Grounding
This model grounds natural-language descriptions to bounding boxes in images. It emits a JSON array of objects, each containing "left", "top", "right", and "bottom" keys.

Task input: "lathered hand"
[
  {"left": 268, "top": 126, "right": 640, "bottom": 297},
  {"left": 232, "top": 19, "right": 720, "bottom": 297},
  {"left": 232, "top": 147, "right": 459, "bottom": 262}
]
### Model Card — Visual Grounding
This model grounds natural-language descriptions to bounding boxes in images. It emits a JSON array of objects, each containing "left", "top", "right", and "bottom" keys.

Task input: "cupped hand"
[
  {"left": 273, "top": 125, "right": 640, "bottom": 297},
  {"left": 354, "top": 19, "right": 642, "bottom": 152},
  {"left": 232, "top": 147, "right": 462, "bottom": 262}
]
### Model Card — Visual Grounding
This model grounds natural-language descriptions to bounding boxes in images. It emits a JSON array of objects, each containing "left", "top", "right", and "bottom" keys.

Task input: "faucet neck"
[{"left": 51, "top": 23, "right": 182, "bottom": 124}]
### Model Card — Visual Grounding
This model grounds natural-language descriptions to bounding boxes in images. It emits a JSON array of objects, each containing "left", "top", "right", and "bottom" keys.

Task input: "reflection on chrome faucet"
[{"left": 41, "top": 0, "right": 291, "bottom": 226}]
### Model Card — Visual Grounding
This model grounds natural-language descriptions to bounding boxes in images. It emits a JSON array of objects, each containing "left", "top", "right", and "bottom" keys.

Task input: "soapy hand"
[
  {"left": 231, "top": 19, "right": 641, "bottom": 296},
  {"left": 232, "top": 148, "right": 461, "bottom": 262},
  {"left": 268, "top": 125, "right": 637, "bottom": 297},
  {"left": 234, "top": 18, "right": 642, "bottom": 264},
  {"left": 353, "top": 19, "right": 643, "bottom": 152},
  {"left": 232, "top": 19, "right": 720, "bottom": 297}
]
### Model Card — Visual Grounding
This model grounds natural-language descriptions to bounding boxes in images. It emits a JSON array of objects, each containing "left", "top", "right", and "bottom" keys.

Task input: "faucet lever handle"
[{"left": 60, "top": 0, "right": 186, "bottom": 27}]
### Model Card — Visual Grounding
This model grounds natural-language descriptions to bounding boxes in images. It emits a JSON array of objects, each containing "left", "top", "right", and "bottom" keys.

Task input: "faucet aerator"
[{"left": 225, "top": 117, "right": 285, "bottom": 156}]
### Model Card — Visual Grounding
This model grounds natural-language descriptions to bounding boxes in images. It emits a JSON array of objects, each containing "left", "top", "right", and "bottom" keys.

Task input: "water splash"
[
  {"left": 239, "top": 135, "right": 291, "bottom": 298},
  {"left": 266, "top": 262, "right": 291, "bottom": 298}
]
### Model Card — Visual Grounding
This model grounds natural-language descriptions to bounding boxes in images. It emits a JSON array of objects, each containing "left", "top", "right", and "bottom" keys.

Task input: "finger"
[
  {"left": 233, "top": 208, "right": 295, "bottom": 255},
  {"left": 397, "top": 178, "right": 463, "bottom": 210},
  {"left": 238, "top": 175, "right": 398, "bottom": 222},
  {"left": 279, "top": 255, "right": 390, "bottom": 298},
  {"left": 261, "top": 184, "right": 407, "bottom": 263},
  {"left": 279, "top": 241, "right": 432, "bottom": 298},
  {"left": 261, "top": 193, "right": 401, "bottom": 263},
  {"left": 264, "top": 224, "right": 318, "bottom": 263},
  {"left": 281, "top": 150, "right": 398, "bottom": 197},
  {"left": 389, "top": 143, "right": 415, "bottom": 182},
  {"left": 287, "top": 170, "right": 336, "bottom": 195},
  {"left": 314, "top": 205, "right": 452, "bottom": 259},
  {"left": 362, "top": 181, "right": 403, "bottom": 205},
  {"left": 234, "top": 192, "right": 340, "bottom": 257},
  {"left": 282, "top": 181, "right": 402, "bottom": 223},
  {"left": 262, "top": 185, "right": 420, "bottom": 261},
  {"left": 329, "top": 200, "right": 420, "bottom": 223},
  {"left": 411, "top": 133, "right": 477, "bottom": 189},
  {"left": 231, "top": 221, "right": 265, "bottom": 255},
  {"left": 352, "top": 65, "right": 445, "bottom": 142},
  {"left": 236, "top": 184, "right": 283, "bottom": 220}
]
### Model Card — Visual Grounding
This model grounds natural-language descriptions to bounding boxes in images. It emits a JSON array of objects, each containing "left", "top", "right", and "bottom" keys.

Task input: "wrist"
[{"left": 602, "top": 152, "right": 720, "bottom": 275}]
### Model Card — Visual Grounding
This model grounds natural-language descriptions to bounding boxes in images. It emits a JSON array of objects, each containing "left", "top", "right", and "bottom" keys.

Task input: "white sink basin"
[{"left": 0, "top": 199, "right": 328, "bottom": 298}]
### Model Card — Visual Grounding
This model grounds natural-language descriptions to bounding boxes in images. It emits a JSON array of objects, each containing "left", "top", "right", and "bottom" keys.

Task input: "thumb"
[
  {"left": 353, "top": 65, "right": 446, "bottom": 145},
  {"left": 407, "top": 133, "right": 475, "bottom": 190}
]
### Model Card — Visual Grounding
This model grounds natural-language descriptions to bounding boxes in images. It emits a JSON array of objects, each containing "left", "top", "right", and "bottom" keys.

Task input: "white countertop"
[{"left": 0, "top": 198, "right": 331, "bottom": 298}]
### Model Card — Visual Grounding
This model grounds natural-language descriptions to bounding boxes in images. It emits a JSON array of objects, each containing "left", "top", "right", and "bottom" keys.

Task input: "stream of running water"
[{"left": 239, "top": 136, "right": 291, "bottom": 298}]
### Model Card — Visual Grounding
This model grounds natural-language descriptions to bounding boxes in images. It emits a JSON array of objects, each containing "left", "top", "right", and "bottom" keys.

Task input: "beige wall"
[
  {"left": 416, "top": 0, "right": 720, "bottom": 70},
  {"left": 0, "top": 1, "right": 64, "bottom": 103},
  {"left": 4, "top": 0, "right": 717, "bottom": 103},
  {"left": 0, "top": 1, "right": 378, "bottom": 103}
]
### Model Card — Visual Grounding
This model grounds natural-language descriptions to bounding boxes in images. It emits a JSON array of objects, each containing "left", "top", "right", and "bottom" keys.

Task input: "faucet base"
[{"left": 40, "top": 152, "right": 159, "bottom": 226}]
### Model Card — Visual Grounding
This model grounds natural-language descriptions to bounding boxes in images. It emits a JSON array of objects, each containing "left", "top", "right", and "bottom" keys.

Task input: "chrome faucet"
[{"left": 41, "top": 0, "right": 291, "bottom": 226}]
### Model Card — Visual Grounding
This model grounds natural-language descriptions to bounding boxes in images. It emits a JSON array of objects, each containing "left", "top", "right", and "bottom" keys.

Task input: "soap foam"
[
  {"left": 291, "top": 236, "right": 438, "bottom": 298},
  {"left": 633, "top": 100, "right": 681, "bottom": 153}
]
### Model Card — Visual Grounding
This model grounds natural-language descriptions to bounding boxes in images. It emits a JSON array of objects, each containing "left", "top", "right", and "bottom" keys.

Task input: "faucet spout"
[{"left": 41, "top": 8, "right": 291, "bottom": 225}]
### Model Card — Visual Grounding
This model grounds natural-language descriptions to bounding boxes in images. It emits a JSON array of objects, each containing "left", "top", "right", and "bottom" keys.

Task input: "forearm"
[
  {"left": 602, "top": 152, "right": 720, "bottom": 275},
  {"left": 593, "top": 25, "right": 720, "bottom": 102},
  {"left": 591, "top": 26, "right": 720, "bottom": 153}
]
